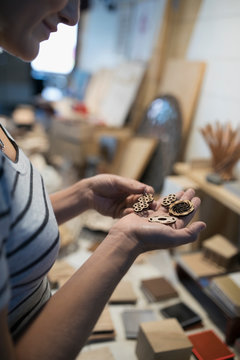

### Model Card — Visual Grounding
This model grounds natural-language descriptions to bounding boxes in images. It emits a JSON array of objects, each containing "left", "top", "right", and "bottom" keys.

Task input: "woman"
[{"left": 0, "top": 1, "right": 206, "bottom": 359}]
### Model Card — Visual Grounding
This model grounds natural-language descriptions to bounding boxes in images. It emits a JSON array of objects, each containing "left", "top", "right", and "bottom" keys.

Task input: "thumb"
[{"left": 120, "top": 178, "right": 154, "bottom": 195}]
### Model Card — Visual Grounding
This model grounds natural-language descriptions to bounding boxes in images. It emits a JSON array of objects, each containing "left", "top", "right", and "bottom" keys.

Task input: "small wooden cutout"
[
  {"left": 169, "top": 199, "right": 194, "bottom": 217},
  {"left": 161, "top": 194, "right": 177, "bottom": 207},
  {"left": 133, "top": 193, "right": 154, "bottom": 214},
  {"left": 148, "top": 215, "right": 177, "bottom": 224}
]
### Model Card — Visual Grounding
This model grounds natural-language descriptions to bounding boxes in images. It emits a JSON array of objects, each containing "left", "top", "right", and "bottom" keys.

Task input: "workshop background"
[{"left": 0, "top": 0, "right": 240, "bottom": 359}]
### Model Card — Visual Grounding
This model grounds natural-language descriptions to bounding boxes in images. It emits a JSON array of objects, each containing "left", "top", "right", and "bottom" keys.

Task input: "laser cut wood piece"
[
  {"left": 136, "top": 318, "right": 192, "bottom": 360},
  {"left": 133, "top": 192, "right": 154, "bottom": 213},
  {"left": 161, "top": 194, "right": 177, "bottom": 207},
  {"left": 203, "top": 234, "right": 239, "bottom": 269},
  {"left": 169, "top": 199, "right": 194, "bottom": 217},
  {"left": 148, "top": 215, "right": 176, "bottom": 224},
  {"left": 109, "top": 280, "right": 137, "bottom": 304}
]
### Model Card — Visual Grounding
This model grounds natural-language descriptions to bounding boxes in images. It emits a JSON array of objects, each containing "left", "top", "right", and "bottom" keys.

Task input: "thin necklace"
[{"left": 0, "top": 139, "right": 4, "bottom": 151}]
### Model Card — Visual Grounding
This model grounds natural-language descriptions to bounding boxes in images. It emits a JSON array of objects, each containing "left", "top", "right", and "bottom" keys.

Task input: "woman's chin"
[
  {"left": 3, "top": 39, "right": 40, "bottom": 62},
  {"left": 18, "top": 44, "right": 40, "bottom": 62}
]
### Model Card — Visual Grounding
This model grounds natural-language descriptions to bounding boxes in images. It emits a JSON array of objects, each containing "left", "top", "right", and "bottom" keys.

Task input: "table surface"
[
  {"left": 59, "top": 225, "right": 239, "bottom": 360},
  {"left": 174, "top": 162, "right": 240, "bottom": 216}
]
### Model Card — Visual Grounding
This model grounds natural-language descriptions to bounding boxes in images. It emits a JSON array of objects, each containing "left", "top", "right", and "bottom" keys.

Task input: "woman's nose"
[{"left": 59, "top": 0, "right": 80, "bottom": 26}]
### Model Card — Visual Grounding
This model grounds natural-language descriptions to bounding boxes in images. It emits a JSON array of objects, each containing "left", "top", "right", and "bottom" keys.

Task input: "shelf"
[
  {"left": 174, "top": 162, "right": 240, "bottom": 215},
  {"left": 176, "top": 261, "right": 240, "bottom": 345}
]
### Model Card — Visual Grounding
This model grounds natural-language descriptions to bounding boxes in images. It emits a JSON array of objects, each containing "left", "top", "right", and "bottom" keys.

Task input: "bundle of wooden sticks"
[{"left": 200, "top": 121, "right": 240, "bottom": 181}]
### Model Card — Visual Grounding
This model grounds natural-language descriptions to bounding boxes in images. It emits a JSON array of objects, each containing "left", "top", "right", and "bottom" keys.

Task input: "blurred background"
[{"left": 1, "top": 1, "right": 240, "bottom": 357}]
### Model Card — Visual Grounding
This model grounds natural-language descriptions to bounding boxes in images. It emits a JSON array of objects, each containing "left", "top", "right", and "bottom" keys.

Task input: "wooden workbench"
[{"left": 174, "top": 162, "right": 240, "bottom": 216}]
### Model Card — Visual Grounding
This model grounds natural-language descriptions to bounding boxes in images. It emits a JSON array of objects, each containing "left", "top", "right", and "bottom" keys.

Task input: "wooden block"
[
  {"left": 87, "top": 307, "right": 116, "bottom": 343},
  {"left": 87, "top": 306, "right": 115, "bottom": 344},
  {"left": 87, "top": 332, "right": 115, "bottom": 343},
  {"left": 92, "top": 306, "right": 114, "bottom": 334},
  {"left": 177, "top": 252, "right": 226, "bottom": 279},
  {"left": 136, "top": 318, "right": 192, "bottom": 360},
  {"left": 48, "top": 260, "right": 75, "bottom": 288},
  {"left": 141, "top": 276, "right": 178, "bottom": 302},
  {"left": 76, "top": 347, "right": 114, "bottom": 360},
  {"left": 87, "top": 241, "right": 102, "bottom": 252},
  {"left": 59, "top": 223, "right": 76, "bottom": 249},
  {"left": 203, "top": 234, "right": 239, "bottom": 269},
  {"left": 210, "top": 273, "right": 240, "bottom": 316},
  {"left": 12, "top": 105, "right": 35, "bottom": 127},
  {"left": 109, "top": 280, "right": 137, "bottom": 304}
]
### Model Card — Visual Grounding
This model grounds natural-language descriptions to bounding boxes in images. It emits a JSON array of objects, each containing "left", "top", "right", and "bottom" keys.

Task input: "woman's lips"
[
  {"left": 40, "top": 20, "right": 57, "bottom": 40},
  {"left": 42, "top": 20, "right": 57, "bottom": 33}
]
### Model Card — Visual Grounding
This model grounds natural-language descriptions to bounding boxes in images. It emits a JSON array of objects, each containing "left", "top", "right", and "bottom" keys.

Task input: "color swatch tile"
[
  {"left": 141, "top": 276, "right": 178, "bottom": 302},
  {"left": 188, "top": 330, "right": 235, "bottom": 360}
]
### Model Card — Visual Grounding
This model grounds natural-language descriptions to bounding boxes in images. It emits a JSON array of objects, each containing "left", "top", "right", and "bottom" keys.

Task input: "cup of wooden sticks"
[{"left": 200, "top": 121, "right": 240, "bottom": 181}]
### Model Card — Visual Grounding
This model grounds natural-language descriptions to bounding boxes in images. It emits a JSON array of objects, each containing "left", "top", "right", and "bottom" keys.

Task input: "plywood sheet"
[
  {"left": 87, "top": 306, "right": 116, "bottom": 343},
  {"left": 178, "top": 252, "right": 226, "bottom": 279},
  {"left": 92, "top": 306, "right": 114, "bottom": 334},
  {"left": 116, "top": 136, "right": 157, "bottom": 180},
  {"left": 77, "top": 347, "right": 114, "bottom": 360},
  {"left": 158, "top": 59, "right": 205, "bottom": 151},
  {"left": 85, "top": 62, "right": 145, "bottom": 127},
  {"left": 109, "top": 280, "right": 137, "bottom": 304}
]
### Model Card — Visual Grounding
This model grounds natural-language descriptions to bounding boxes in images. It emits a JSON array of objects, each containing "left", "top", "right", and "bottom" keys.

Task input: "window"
[{"left": 31, "top": 24, "right": 78, "bottom": 76}]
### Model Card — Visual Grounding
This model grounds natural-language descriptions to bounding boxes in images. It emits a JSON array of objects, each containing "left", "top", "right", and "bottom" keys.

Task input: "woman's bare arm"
[{"left": 2, "top": 189, "right": 205, "bottom": 360}]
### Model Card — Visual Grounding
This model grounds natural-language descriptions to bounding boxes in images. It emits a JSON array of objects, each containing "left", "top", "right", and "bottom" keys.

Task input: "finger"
[
  {"left": 155, "top": 191, "right": 184, "bottom": 209},
  {"left": 121, "top": 207, "right": 135, "bottom": 217},
  {"left": 174, "top": 196, "right": 201, "bottom": 229},
  {"left": 180, "top": 188, "right": 196, "bottom": 200},
  {"left": 118, "top": 177, "right": 154, "bottom": 195}
]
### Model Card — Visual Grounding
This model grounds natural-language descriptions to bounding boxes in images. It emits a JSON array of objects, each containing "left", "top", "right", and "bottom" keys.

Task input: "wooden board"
[
  {"left": 136, "top": 319, "right": 192, "bottom": 360},
  {"left": 76, "top": 347, "right": 114, "bottom": 360},
  {"left": 92, "top": 306, "right": 115, "bottom": 334},
  {"left": 174, "top": 162, "right": 240, "bottom": 215},
  {"left": 177, "top": 252, "right": 226, "bottom": 279},
  {"left": 158, "top": 59, "right": 206, "bottom": 154},
  {"left": 87, "top": 306, "right": 115, "bottom": 343},
  {"left": 85, "top": 62, "right": 145, "bottom": 127},
  {"left": 109, "top": 280, "right": 137, "bottom": 304},
  {"left": 116, "top": 136, "right": 158, "bottom": 180},
  {"left": 48, "top": 260, "right": 76, "bottom": 288}
]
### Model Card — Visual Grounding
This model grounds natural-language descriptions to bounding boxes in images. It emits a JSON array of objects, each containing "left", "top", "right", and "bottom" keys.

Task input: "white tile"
[
  {"left": 198, "top": 0, "right": 240, "bottom": 20},
  {"left": 201, "top": 61, "right": 240, "bottom": 100},
  {"left": 188, "top": 17, "right": 240, "bottom": 61}
]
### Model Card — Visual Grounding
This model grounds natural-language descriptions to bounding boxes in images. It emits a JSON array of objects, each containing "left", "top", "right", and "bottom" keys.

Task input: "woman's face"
[{"left": 0, "top": 0, "right": 80, "bottom": 61}]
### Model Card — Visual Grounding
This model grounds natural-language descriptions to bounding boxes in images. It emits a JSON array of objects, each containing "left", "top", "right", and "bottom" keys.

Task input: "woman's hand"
[
  {"left": 109, "top": 188, "right": 206, "bottom": 253},
  {"left": 86, "top": 174, "right": 155, "bottom": 218}
]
